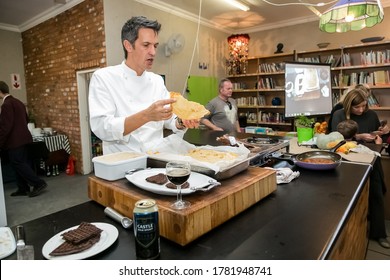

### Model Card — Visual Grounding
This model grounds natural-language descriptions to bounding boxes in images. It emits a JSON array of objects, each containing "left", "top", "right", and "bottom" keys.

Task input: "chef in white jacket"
[{"left": 89, "top": 16, "right": 198, "bottom": 154}]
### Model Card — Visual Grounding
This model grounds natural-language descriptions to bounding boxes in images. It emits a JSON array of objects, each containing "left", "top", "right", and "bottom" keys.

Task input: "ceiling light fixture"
[
  {"left": 224, "top": 0, "right": 250, "bottom": 11},
  {"left": 319, "top": 0, "right": 384, "bottom": 32}
]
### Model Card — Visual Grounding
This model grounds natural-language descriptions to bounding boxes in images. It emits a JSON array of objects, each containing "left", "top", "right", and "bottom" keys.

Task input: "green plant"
[{"left": 294, "top": 115, "right": 315, "bottom": 128}]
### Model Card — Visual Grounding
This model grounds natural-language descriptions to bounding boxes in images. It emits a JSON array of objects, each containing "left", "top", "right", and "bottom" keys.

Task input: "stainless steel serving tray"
[{"left": 147, "top": 157, "right": 251, "bottom": 180}]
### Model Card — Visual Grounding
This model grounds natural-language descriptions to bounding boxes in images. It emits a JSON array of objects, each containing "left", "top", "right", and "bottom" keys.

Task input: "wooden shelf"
[{"left": 229, "top": 41, "right": 390, "bottom": 132}]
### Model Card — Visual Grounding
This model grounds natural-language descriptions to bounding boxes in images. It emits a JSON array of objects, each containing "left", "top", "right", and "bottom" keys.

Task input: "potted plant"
[{"left": 294, "top": 115, "right": 315, "bottom": 143}]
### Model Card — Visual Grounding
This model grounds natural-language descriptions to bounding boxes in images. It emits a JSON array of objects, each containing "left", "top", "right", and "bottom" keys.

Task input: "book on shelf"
[
  {"left": 368, "top": 92, "right": 380, "bottom": 107},
  {"left": 259, "top": 62, "right": 285, "bottom": 73},
  {"left": 341, "top": 53, "right": 351, "bottom": 66},
  {"left": 373, "top": 70, "right": 389, "bottom": 86},
  {"left": 360, "top": 50, "right": 390, "bottom": 65}
]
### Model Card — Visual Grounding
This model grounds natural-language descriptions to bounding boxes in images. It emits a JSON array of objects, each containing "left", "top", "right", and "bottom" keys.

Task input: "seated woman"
[{"left": 331, "top": 87, "right": 389, "bottom": 249}]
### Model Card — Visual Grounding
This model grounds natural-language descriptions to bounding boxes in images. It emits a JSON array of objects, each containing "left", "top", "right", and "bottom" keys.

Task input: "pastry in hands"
[{"left": 170, "top": 92, "right": 210, "bottom": 120}]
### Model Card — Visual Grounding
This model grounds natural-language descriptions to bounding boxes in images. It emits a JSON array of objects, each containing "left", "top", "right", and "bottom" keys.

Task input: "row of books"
[
  {"left": 236, "top": 96, "right": 261, "bottom": 106},
  {"left": 258, "top": 62, "right": 285, "bottom": 73},
  {"left": 245, "top": 111, "right": 286, "bottom": 123},
  {"left": 333, "top": 70, "right": 390, "bottom": 87},
  {"left": 367, "top": 94, "right": 380, "bottom": 107},
  {"left": 360, "top": 49, "right": 390, "bottom": 65},
  {"left": 297, "top": 49, "right": 390, "bottom": 68},
  {"left": 258, "top": 78, "right": 278, "bottom": 89},
  {"left": 232, "top": 82, "right": 249, "bottom": 90}
]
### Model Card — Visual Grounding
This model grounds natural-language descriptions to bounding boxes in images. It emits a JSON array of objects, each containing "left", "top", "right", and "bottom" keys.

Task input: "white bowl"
[
  {"left": 317, "top": 42, "right": 330, "bottom": 49},
  {"left": 32, "top": 128, "right": 43, "bottom": 136}
]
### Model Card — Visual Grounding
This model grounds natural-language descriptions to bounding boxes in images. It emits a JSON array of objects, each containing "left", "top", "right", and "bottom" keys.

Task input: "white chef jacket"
[{"left": 89, "top": 61, "right": 183, "bottom": 154}]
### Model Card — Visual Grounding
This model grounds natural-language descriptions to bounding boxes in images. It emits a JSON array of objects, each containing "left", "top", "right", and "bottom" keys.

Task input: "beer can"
[{"left": 133, "top": 199, "right": 160, "bottom": 259}]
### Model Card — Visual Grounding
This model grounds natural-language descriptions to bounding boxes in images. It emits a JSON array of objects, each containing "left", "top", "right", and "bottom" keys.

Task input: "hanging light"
[
  {"left": 319, "top": 0, "right": 384, "bottom": 33},
  {"left": 227, "top": 34, "right": 250, "bottom": 75}
]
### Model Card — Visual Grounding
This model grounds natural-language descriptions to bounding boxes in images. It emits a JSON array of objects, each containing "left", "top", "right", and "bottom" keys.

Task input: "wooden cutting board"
[{"left": 88, "top": 167, "right": 276, "bottom": 246}]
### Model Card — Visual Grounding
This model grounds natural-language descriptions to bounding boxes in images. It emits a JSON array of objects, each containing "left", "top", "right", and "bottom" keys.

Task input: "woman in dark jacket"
[{"left": 331, "top": 87, "right": 389, "bottom": 249}]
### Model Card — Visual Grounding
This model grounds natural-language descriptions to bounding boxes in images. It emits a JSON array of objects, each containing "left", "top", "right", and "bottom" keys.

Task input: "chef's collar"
[{"left": 121, "top": 60, "right": 146, "bottom": 78}]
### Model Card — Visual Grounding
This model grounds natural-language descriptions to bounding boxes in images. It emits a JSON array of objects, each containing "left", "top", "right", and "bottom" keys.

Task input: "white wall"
[
  {"left": 0, "top": 29, "right": 27, "bottom": 103},
  {"left": 103, "top": 0, "right": 227, "bottom": 93}
]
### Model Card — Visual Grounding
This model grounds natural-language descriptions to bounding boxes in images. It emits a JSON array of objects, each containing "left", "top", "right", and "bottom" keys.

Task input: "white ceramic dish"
[
  {"left": 42, "top": 222, "right": 118, "bottom": 260},
  {"left": 92, "top": 152, "right": 147, "bottom": 181},
  {"left": 125, "top": 168, "right": 217, "bottom": 196},
  {"left": 0, "top": 227, "right": 16, "bottom": 259}
]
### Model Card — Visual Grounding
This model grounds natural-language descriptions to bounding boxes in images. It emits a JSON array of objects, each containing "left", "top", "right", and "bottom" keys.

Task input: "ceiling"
[{"left": 1, "top": 0, "right": 389, "bottom": 33}]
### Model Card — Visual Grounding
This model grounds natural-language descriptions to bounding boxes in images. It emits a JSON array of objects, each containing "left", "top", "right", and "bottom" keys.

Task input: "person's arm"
[
  {"left": 200, "top": 118, "right": 223, "bottom": 131},
  {"left": 235, "top": 120, "right": 241, "bottom": 133},
  {"left": 123, "top": 98, "right": 175, "bottom": 135}
]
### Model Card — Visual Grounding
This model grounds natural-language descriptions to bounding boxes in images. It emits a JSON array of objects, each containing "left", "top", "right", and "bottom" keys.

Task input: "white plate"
[
  {"left": 0, "top": 227, "right": 16, "bottom": 259},
  {"left": 42, "top": 222, "right": 118, "bottom": 260},
  {"left": 125, "top": 168, "right": 216, "bottom": 196}
]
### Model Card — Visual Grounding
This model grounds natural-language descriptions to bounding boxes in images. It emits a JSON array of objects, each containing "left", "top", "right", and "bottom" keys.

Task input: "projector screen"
[{"left": 285, "top": 62, "right": 333, "bottom": 118}]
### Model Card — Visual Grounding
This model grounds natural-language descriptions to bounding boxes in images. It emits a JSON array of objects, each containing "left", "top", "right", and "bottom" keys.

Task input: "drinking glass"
[{"left": 166, "top": 161, "right": 191, "bottom": 210}]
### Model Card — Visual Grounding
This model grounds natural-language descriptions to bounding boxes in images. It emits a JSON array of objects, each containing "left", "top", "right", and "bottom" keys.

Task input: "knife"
[{"left": 16, "top": 225, "right": 34, "bottom": 260}]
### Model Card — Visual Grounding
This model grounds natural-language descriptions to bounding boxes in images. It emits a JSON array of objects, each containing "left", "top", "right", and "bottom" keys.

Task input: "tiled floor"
[
  {"left": 2, "top": 172, "right": 390, "bottom": 259},
  {"left": 365, "top": 219, "right": 390, "bottom": 260}
]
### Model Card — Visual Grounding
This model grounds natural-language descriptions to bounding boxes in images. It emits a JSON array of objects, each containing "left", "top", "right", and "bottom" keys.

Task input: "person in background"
[
  {"left": 328, "top": 84, "right": 371, "bottom": 133},
  {"left": 0, "top": 81, "right": 47, "bottom": 197},
  {"left": 337, "top": 119, "right": 382, "bottom": 144},
  {"left": 331, "top": 87, "right": 389, "bottom": 249},
  {"left": 89, "top": 16, "right": 199, "bottom": 154},
  {"left": 331, "top": 86, "right": 389, "bottom": 142},
  {"left": 201, "top": 78, "right": 241, "bottom": 134}
]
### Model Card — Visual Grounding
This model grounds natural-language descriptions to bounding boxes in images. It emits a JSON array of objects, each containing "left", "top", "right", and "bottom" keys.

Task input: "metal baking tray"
[{"left": 147, "top": 157, "right": 250, "bottom": 180}]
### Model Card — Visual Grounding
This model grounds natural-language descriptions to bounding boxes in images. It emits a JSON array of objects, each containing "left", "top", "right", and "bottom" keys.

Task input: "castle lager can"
[{"left": 133, "top": 199, "right": 160, "bottom": 259}]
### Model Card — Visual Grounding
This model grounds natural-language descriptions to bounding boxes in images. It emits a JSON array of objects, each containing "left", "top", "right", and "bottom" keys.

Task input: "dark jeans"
[
  {"left": 368, "top": 157, "right": 387, "bottom": 239},
  {"left": 7, "top": 145, "right": 46, "bottom": 192}
]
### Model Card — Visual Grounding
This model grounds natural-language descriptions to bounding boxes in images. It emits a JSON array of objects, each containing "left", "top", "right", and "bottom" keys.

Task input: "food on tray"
[
  {"left": 301, "top": 158, "right": 334, "bottom": 164},
  {"left": 166, "top": 181, "right": 190, "bottom": 189},
  {"left": 314, "top": 121, "right": 328, "bottom": 134},
  {"left": 170, "top": 92, "right": 210, "bottom": 120},
  {"left": 50, "top": 222, "right": 102, "bottom": 256},
  {"left": 336, "top": 141, "right": 357, "bottom": 154},
  {"left": 145, "top": 173, "right": 168, "bottom": 185},
  {"left": 186, "top": 149, "right": 238, "bottom": 163},
  {"left": 95, "top": 152, "right": 143, "bottom": 163}
]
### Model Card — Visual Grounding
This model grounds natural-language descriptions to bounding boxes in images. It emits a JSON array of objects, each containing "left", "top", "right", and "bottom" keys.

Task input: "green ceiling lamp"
[{"left": 319, "top": 0, "right": 384, "bottom": 32}]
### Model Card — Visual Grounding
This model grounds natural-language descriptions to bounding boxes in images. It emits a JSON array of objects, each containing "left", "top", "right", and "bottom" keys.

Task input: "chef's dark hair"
[
  {"left": 0, "top": 81, "right": 9, "bottom": 94},
  {"left": 121, "top": 16, "right": 161, "bottom": 59}
]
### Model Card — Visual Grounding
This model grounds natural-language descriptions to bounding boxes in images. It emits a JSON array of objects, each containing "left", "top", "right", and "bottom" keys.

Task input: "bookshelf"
[{"left": 228, "top": 41, "right": 390, "bottom": 132}]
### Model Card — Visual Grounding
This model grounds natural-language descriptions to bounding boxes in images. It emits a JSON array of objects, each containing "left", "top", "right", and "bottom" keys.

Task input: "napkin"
[
  {"left": 350, "top": 144, "right": 381, "bottom": 157},
  {"left": 275, "top": 167, "right": 300, "bottom": 184}
]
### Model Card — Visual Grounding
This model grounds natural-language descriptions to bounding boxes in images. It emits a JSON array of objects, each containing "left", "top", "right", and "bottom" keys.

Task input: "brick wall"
[{"left": 22, "top": 0, "right": 106, "bottom": 174}]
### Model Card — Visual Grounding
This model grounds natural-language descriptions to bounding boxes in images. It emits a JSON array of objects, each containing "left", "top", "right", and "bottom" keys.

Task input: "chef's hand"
[{"left": 146, "top": 99, "right": 175, "bottom": 121}]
